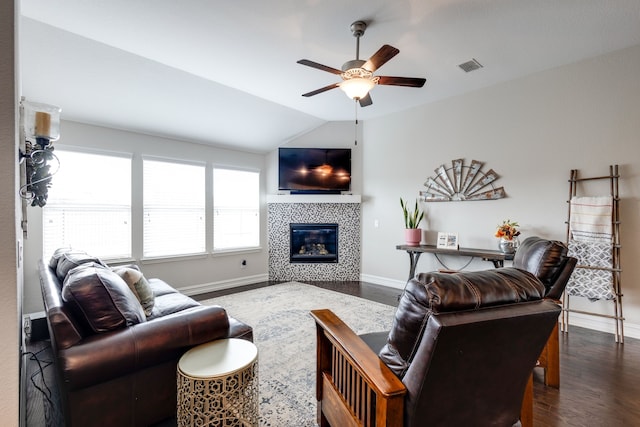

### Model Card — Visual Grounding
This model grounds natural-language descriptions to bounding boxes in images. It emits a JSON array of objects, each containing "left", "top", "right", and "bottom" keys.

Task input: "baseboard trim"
[
  {"left": 178, "top": 273, "right": 270, "bottom": 296},
  {"left": 563, "top": 311, "right": 640, "bottom": 340},
  {"left": 360, "top": 274, "right": 406, "bottom": 290}
]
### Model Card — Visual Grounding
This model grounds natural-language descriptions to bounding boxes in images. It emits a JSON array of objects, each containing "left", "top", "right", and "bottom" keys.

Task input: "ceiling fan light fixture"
[
  {"left": 339, "top": 77, "right": 376, "bottom": 100},
  {"left": 298, "top": 19, "right": 425, "bottom": 107}
]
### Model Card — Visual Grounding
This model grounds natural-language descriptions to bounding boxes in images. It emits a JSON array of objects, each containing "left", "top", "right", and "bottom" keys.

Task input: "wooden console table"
[{"left": 396, "top": 244, "right": 514, "bottom": 280}]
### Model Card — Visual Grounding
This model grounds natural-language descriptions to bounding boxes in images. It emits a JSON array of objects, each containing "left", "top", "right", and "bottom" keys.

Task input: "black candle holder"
[{"left": 19, "top": 137, "right": 59, "bottom": 207}]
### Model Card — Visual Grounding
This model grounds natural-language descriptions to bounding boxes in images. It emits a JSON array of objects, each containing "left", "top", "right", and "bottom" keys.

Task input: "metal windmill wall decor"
[{"left": 420, "top": 159, "right": 506, "bottom": 202}]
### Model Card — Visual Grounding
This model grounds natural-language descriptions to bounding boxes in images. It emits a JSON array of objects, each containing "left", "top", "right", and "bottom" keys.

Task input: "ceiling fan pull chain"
[{"left": 354, "top": 100, "right": 358, "bottom": 145}]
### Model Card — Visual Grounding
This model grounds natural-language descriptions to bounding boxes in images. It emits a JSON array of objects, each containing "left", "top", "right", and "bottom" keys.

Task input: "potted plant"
[{"left": 400, "top": 197, "right": 425, "bottom": 245}]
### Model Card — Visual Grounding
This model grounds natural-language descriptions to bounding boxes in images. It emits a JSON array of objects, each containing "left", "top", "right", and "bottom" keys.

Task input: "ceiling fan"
[{"left": 297, "top": 20, "right": 426, "bottom": 107}]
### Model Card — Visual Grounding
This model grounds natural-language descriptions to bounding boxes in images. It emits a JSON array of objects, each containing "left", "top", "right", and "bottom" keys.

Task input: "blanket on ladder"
[
  {"left": 567, "top": 196, "right": 614, "bottom": 300},
  {"left": 569, "top": 196, "right": 613, "bottom": 242}
]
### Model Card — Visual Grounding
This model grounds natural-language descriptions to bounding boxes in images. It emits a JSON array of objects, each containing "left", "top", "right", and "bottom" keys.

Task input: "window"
[
  {"left": 43, "top": 150, "right": 132, "bottom": 261},
  {"left": 143, "top": 159, "right": 205, "bottom": 257},
  {"left": 213, "top": 168, "right": 260, "bottom": 250}
]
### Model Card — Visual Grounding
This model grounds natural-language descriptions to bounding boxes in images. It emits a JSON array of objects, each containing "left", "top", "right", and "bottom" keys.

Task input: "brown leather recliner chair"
[
  {"left": 512, "top": 236, "right": 577, "bottom": 387},
  {"left": 513, "top": 236, "right": 577, "bottom": 302},
  {"left": 311, "top": 268, "right": 560, "bottom": 427}
]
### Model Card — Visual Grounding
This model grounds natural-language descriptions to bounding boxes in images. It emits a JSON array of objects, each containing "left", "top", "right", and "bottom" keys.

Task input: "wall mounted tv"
[{"left": 278, "top": 148, "right": 351, "bottom": 194}]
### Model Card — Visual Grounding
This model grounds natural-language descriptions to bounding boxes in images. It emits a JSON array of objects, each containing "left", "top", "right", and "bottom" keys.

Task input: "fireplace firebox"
[{"left": 290, "top": 223, "right": 338, "bottom": 263}]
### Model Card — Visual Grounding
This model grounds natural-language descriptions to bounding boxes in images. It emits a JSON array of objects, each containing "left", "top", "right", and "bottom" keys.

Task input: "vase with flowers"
[
  {"left": 495, "top": 219, "right": 521, "bottom": 254},
  {"left": 400, "top": 197, "right": 425, "bottom": 245}
]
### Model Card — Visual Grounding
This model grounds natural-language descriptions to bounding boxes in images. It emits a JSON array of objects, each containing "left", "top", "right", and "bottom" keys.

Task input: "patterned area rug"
[{"left": 200, "top": 282, "right": 397, "bottom": 427}]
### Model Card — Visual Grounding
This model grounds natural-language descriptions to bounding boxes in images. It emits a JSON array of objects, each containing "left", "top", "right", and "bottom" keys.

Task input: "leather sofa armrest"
[{"left": 58, "top": 305, "right": 230, "bottom": 390}]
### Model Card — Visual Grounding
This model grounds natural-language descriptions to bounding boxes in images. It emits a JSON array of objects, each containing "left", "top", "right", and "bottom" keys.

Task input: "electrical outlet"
[
  {"left": 241, "top": 259, "right": 247, "bottom": 269},
  {"left": 23, "top": 315, "right": 31, "bottom": 336}
]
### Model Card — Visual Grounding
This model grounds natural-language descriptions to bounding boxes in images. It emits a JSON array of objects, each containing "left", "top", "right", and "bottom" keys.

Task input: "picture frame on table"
[{"left": 437, "top": 232, "right": 459, "bottom": 250}]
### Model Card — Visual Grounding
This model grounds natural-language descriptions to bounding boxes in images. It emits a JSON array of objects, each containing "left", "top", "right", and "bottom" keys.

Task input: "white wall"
[
  {"left": 2, "top": 0, "right": 20, "bottom": 424},
  {"left": 361, "top": 44, "right": 640, "bottom": 339},
  {"left": 23, "top": 120, "right": 269, "bottom": 314}
]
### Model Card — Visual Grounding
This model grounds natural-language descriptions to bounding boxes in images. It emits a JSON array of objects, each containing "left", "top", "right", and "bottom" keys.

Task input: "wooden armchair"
[
  {"left": 311, "top": 268, "right": 561, "bottom": 427},
  {"left": 513, "top": 236, "right": 577, "bottom": 388}
]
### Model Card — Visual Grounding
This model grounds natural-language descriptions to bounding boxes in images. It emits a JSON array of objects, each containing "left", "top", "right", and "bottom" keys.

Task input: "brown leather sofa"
[
  {"left": 312, "top": 268, "right": 560, "bottom": 427},
  {"left": 39, "top": 249, "right": 253, "bottom": 426}
]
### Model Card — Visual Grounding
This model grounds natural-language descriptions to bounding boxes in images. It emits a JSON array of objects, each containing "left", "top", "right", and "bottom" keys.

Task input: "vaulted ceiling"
[{"left": 20, "top": 0, "right": 640, "bottom": 153}]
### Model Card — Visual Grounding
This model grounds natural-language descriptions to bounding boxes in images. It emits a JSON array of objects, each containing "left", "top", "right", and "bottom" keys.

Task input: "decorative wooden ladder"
[{"left": 563, "top": 165, "right": 624, "bottom": 343}]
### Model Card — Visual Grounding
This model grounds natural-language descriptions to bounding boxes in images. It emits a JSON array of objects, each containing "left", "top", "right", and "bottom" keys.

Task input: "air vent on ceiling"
[{"left": 458, "top": 58, "right": 483, "bottom": 73}]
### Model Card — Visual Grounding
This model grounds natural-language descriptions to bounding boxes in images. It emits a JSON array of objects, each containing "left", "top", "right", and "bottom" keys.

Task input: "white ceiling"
[{"left": 19, "top": 0, "right": 640, "bottom": 153}]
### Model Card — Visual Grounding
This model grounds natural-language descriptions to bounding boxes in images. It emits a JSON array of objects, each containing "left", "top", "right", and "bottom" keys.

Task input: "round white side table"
[{"left": 177, "top": 338, "right": 259, "bottom": 427}]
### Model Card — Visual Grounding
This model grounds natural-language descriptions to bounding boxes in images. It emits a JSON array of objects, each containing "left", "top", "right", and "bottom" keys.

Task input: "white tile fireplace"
[{"left": 267, "top": 195, "right": 361, "bottom": 281}]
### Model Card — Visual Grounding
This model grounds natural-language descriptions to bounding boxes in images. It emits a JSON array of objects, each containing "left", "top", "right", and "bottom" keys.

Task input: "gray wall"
[{"left": 2, "top": 0, "right": 20, "bottom": 423}]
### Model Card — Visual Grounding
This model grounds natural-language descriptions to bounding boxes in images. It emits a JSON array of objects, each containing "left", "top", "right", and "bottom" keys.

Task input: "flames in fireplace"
[{"left": 290, "top": 223, "right": 338, "bottom": 263}]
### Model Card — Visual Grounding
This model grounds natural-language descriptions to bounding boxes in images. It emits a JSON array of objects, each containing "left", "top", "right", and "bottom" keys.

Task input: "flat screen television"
[{"left": 278, "top": 148, "right": 351, "bottom": 194}]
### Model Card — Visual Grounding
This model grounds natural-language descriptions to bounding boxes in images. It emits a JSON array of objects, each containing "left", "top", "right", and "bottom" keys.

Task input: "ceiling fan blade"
[
  {"left": 302, "top": 83, "right": 340, "bottom": 97},
  {"left": 358, "top": 93, "right": 373, "bottom": 107},
  {"left": 297, "top": 59, "right": 342, "bottom": 75},
  {"left": 363, "top": 45, "right": 399, "bottom": 72},
  {"left": 377, "top": 76, "right": 426, "bottom": 88}
]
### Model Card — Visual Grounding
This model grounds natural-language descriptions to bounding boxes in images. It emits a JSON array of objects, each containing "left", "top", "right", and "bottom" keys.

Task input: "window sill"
[
  {"left": 139, "top": 248, "right": 263, "bottom": 264},
  {"left": 103, "top": 257, "right": 137, "bottom": 266},
  {"left": 212, "top": 247, "right": 262, "bottom": 257},
  {"left": 140, "top": 252, "right": 208, "bottom": 264}
]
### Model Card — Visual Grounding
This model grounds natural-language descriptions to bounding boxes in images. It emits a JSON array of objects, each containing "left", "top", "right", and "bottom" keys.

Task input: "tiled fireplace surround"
[{"left": 267, "top": 195, "right": 361, "bottom": 281}]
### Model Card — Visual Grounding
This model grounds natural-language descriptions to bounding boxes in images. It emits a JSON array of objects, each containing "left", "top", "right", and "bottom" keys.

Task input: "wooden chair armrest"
[
  {"left": 311, "top": 309, "right": 405, "bottom": 427},
  {"left": 311, "top": 309, "right": 405, "bottom": 397}
]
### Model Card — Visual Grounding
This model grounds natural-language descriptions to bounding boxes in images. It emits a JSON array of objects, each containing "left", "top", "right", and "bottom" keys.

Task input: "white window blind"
[
  {"left": 143, "top": 159, "right": 205, "bottom": 257},
  {"left": 42, "top": 150, "right": 132, "bottom": 261},
  {"left": 213, "top": 168, "right": 260, "bottom": 250}
]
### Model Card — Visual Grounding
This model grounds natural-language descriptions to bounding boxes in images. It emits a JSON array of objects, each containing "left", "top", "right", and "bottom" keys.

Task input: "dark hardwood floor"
[{"left": 25, "top": 281, "right": 640, "bottom": 426}]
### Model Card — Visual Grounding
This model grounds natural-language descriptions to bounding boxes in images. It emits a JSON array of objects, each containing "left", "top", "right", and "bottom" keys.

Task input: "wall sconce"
[{"left": 19, "top": 100, "right": 61, "bottom": 207}]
